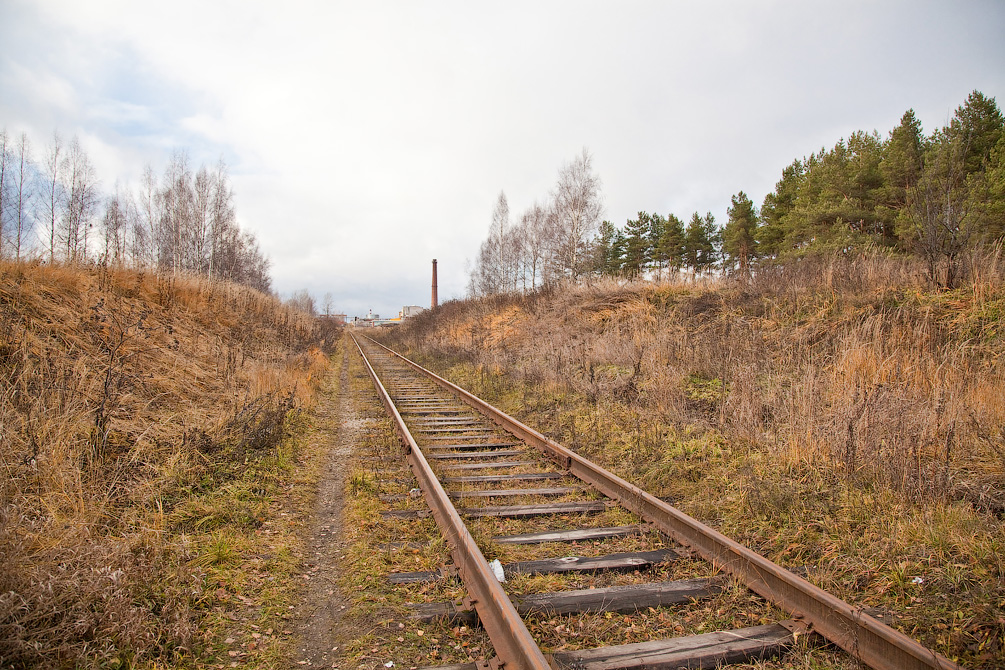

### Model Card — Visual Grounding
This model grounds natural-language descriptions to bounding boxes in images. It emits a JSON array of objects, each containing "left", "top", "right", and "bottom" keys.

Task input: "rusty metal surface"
[
  {"left": 350, "top": 334, "right": 552, "bottom": 670},
  {"left": 363, "top": 335, "right": 964, "bottom": 670}
]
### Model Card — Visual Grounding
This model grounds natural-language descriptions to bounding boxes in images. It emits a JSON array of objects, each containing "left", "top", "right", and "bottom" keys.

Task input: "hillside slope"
[
  {"left": 384, "top": 253, "right": 1005, "bottom": 667},
  {"left": 0, "top": 261, "right": 330, "bottom": 667}
]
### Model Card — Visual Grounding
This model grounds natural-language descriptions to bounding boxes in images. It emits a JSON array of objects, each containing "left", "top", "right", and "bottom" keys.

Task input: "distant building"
[
  {"left": 352, "top": 309, "right": 397, "bottom": 327},
  {"left": 401, "top": 305, "right": 425, "bottom": 319}
]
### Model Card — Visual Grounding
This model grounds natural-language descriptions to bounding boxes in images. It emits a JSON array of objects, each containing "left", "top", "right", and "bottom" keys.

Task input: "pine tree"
[
  {"left": 882, "top": 109, "right": 926, "bottom": 247},
  {"left": 949, "top": 90, "right": 1004, "bottom": 176},
  {"left": 685, "top": 212, "right": 718, "bottom": 276},
  {"left": 759, "top": 160, "right": 804, "bottom": 258},
  {"left": 723, "top": 191, "right": 758, "bottom": 275},
  {"left": 882, "top": 110, "right": 924, "bottom": 197},
  {"left": 623, "top": 211, "right": 652, "bottom": 277},
  {"left": 970, "top": 133, "right": 1005, "bottom": 243},
  {"left": 655, "top": 213, "right": 686, "bottom": 276},
  {"left": 593, "top": 220, "right": 625, "bottom": 276},
  {"left": 647, "top": 213, "right": 666, "bottom": 279}
]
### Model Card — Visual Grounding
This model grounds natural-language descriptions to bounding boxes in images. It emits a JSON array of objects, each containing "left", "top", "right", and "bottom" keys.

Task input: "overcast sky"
[{"left": 2, "top": 1, "right": 1003, "bottom": 317}]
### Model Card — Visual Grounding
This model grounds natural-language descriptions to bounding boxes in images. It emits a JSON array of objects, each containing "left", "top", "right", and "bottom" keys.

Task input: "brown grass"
[
  {"left": 0, "top": 260, "right": 332, "bottom": 668},
  {"left": 384, "top": 249, "right": 1005, "bottom": 667},
  {"left": 396, "top": 250, "right": 1005, "bottom": 505}
]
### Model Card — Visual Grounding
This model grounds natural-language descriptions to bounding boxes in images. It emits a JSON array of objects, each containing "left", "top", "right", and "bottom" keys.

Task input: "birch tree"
[
  {"left": 40, "top": 132, "right": 64, "bottom": 261},
  {"left": 10, "top": 133, "right": 35, "bottom": 259},
  {"left": 0, "top": 129, "right": 8, "bottom": 255},
  {"left": 518, "top": 202, "right": 549, "bottom": 290},
  {"left": 62, "top": 136, "right": 99, "bottom": 261},
  {"left": 551, "top": 148, "right": 603, "bottom": 277}
]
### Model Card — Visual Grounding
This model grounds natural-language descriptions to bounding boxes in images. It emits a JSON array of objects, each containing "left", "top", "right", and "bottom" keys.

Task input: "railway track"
[{"left": 349, "top": 332, "right": 962, "bottom": 670}]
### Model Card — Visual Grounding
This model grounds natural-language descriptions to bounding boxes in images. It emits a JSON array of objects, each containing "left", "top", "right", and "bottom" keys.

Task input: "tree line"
[
  {"left": 727, "top": 89, "right": 1004, "bottom": 288},
  {"left": 469, "top": 148, "right": 604, "bottom": 295},
  {"left": 470, "top": 90, "right": 1004, "bottom": 294},
  {"left": 0, "top": 129, "right": 271, "bottom": 292}
]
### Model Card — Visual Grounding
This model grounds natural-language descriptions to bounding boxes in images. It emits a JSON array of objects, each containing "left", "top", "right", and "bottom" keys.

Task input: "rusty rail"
[
  {"left": 361, "top": 335, "right": 963, "bottom": 670},
  {"left": 350, "top": 333, "right": 552, "bottom": 670}
]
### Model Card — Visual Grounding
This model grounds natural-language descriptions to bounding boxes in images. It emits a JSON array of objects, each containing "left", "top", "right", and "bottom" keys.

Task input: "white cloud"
[
  {"left": 2, "top": 0, "right": 1004, "bottom": 317},
  {"left": 179, "top": 113, "right": 231, "bottom": 145},
  {"left": 0, "top": 58, "right": 78, "bottom": 118}
]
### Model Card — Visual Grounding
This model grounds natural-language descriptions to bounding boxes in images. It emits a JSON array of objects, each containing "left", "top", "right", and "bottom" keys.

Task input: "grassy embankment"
[
  {"left": 381, "top": 251, "right": 1005, "bottom": 668},
  {"left": 0, "top": 260, "right": 338, "bottom": 669}
]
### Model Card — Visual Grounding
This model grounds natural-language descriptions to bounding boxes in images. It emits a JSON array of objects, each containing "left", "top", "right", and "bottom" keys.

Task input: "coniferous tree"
[
  {"left": 846, "top": 130, "right": 887, "bottom": 241},
  {"left": 723, "top": 191, "right": 758, "bottom": 275},
  {"left": 949, "top": 90, "right": 1005, "bottom": 177},
  {"left": 905, "top": 92, "right": 1005, "bottom": 287},
  {"left": 593, "top": 220, "right": 625, "bottom": 276},
  {"left": 882, "top": 110, "right": 925, "bottom": 203},
  {"left": 654, "top": 213, "right": 686, "bottom": 277},
  {"left": 881, "top": 109, "right": 926, "bottom": 247},
  {"left": 970, "top": 133, "right": 1005, "bottom": 243},
  {"left": 622, "top": 211, "right": 652, "bottom": 277},
  {"left": 702, "top": 213, "right": 721, "bottom": 269},
  {"left": 684, "top": 212, "right": 718, "bottom": 276},
  {"left": 759, "top": 160, "right": 804, "bottom": 258},
  {"left": 647, "top": 212, "right": 665, "bottom": 278}
]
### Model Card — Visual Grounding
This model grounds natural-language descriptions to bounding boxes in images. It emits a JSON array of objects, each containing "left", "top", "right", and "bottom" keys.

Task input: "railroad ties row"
[{"left": 354, "top": 337, "right": 802, "bottom": 670}]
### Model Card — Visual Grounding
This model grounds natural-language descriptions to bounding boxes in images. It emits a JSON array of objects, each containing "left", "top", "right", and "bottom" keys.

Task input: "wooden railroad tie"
[
  {"left": 408, "top": 577, "right": 721, "bottom": 622},
  {"left": 493, "top": 525, "right": 645, "bottom": 544},
  {"left": 412, "top": 622, "right": 795, "bottom": 670},
  {"left": 440, "top": 472, "right": 564, "bottom": 484},
  {"left": 380, "top": 500, "right": 609, "bottom": 520},
  {"left": 389, "top": 548, "right": 678, "bottom": 584}
]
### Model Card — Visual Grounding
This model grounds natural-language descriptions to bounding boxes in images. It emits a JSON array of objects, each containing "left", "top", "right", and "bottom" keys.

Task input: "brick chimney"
[{"left": 431, "top": 259, "right": 438, "bottom": 309}]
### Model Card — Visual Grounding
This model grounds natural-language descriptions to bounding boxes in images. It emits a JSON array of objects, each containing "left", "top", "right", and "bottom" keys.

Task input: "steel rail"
[
  {"left": 362, "top": 335, "right": 964, "bottom": 670},
  {"left": 349, "top": 334, "right": 552, "bottom": 670}
]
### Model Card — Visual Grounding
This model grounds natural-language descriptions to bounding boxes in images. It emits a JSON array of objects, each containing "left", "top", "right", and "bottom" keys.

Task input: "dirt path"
[{"left": 292, "top": 348, "right": 358, "bottom": 668}]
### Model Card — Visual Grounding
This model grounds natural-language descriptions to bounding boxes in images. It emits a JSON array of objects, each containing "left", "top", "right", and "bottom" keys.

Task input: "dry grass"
[
  {"left": 384, "top": 249, "right": 1005, "bottom": 667},
  {"left": 0, "top": 260, "right": 333, "bottom": 668}
]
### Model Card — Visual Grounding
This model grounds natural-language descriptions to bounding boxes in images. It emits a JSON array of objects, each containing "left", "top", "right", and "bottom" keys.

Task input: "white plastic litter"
[{"left": 489, "top": 559, "right": 506, "bottom": 582}]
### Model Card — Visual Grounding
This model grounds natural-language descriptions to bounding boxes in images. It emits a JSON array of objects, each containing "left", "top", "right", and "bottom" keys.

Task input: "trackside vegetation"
[
  {"left": 383, "top": 250, "right": 1005, "bottom": 668},
  {"left": 0, "top": 261, "right": 336, "bottom": 668}
]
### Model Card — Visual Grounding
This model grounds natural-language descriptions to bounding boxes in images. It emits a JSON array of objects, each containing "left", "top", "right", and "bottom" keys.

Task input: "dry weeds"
[
  {"left": 0, "top": 260, "right": 333, "bottom": 668},
  {"left": 385, "top": 250, "right": 1005, "bottom": 667}
]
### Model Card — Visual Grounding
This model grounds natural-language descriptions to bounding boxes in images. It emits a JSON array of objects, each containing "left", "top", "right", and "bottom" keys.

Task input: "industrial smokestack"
[{"left": 431, "top": 259, "right": 438, "bottom": 309}]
